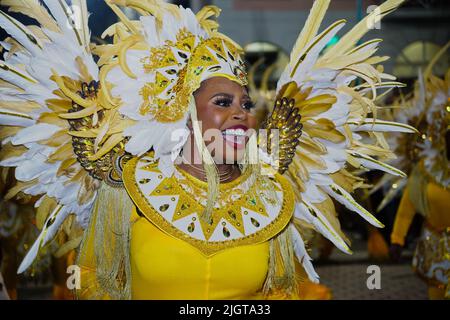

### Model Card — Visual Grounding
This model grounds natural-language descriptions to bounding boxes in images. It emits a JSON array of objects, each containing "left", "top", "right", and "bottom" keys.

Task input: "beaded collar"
[{"left": 123, "top": 153, "right": 295, "bottom": 256}]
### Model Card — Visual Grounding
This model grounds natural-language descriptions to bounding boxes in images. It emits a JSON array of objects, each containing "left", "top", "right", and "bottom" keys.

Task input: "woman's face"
[{"left": 192, "top": 77, "right": 257, "bottom": 164}]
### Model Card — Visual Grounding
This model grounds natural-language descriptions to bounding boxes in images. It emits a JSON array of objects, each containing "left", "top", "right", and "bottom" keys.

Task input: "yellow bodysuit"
[{"left": 131, "top": 207, "right": 270, "bottom": 300}]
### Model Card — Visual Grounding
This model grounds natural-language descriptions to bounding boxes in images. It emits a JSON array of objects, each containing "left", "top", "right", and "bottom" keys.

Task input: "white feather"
[
  {"left": 0, "top": 10, "right": 42, "bottom": 55},
  {"left": 347, "top": 151, "right": 407, "bottom": 177},
  {"left": 348, "top": 119, "right": 418, "bottom": 133},
  {"left": 294, "top": 201, "right": 351, "bottom": 254},
  {"left": 17, "top": 205, "right": 69, "bottom": 274},
  {"left": 290, "top": 224, "right": 319, "bottom": 283},
  {"left": 11, "top": 123, "right": 61, "bottom": 145},
  {"left": 321, "top": 184, "right": 384, "bottom": 227}
]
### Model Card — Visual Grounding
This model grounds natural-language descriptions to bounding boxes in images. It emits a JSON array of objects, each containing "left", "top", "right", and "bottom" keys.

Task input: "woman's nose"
[{"left": 231, "top": 104, "right": 247, "bottom": 120}]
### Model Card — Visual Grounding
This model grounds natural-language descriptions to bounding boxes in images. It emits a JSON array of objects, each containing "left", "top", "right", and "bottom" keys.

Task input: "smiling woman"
[
  {"left": 179, "top": 77, "right": 257, "bottom": 178},
  {"left": 0, "top": 0, "right": 415, "bottom": 300}
]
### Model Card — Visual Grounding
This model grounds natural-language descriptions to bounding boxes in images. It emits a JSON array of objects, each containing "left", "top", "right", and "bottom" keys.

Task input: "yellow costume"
[
  {"left": 0, "top": 0, "right": 414, "bottom": 300},
  {"left": 391, "top": 169, "right": 450, "bottom": 299},
  {"left": 79, "top": 162, "right": 328, "bottom": 300},
  {"left": 131, "top": 210, "right": 271, "bottom": 300},
  {"left": 391, "top": 182, "right": 450, "bottom": 247},
  {"left": 385, "top": 46, "right": 450, "bottom": 299}
]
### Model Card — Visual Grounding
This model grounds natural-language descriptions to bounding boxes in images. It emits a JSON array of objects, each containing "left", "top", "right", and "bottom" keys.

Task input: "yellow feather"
[
  {"left": 196, "top": 5, "right": 221, "bottom": 34},
  {"left": 196, "top": 5, "right": 221, "bottom": 22},
  {"left": 56, "top": 158, "right": 77, "bottom": 177},
  {"left": 39, "top": 130, "right": 69, "bottom": 148},
  {"left": 77, "top": 173, "right": 98, "bottom": 205},
  {"left": 59, "top": 105, "right": 98, "bottom": 120},
  {"left": 289, "top": 0, "right": 330, "bottom": 62},
  {"left": 0, "top": 126, "right": 21, "bottom": 140},
  {"left": 76, "top": 57, "right": 93, "bottom": 83},
  {"left": 106, "top": 1, "right": 141, "bottom": 35},
  {"left": 299, "top": 134, "right": 327, "bottom": 154},
  {"left": 46, "top": 98, "right": 72, "bottom": 114},
  {"left": 54, "top": 236, "right": 82, "bottom": 258},
  {"left": 38, "top": 112, "right": 68, "bottom": 128},
  {"left": 67, "top": 130, "right": 97, "bottom": 138},
  {"left": 88, "top": 133, "right": 123, "bottom": 161},
  {"left": 0, "top": 100, "right": 40, "bottom": 113},
  {"left": 51, "top": 69, "right": 94, "bottom": 108},
  {"left": 1, "top": 0, "right": 59, "bottom": 32},
  {"left": 323, "top": 0, "right": 405, "bottom": 59},
  {"left": 424, "top": 41, "right": 450, "bottom": 80},
  {"left": 48, "top": 142, "right": 73, "bottom": 163},
  {"left": 118, "top": 36, "right": 141, "bottom": 79},
  {"left": 0, "top": 142, "right": 27, "bottom": 161},
  {"left": 5, "top": 179, "right": 37, "bottom": 200},
  {"left": 314, "top": 198, "right": 351, "bottom": 244},
  {"left": 303, "top": 119, "right": 346, "bottom": 143},
  {"left": 99, "top": 62, "right": 120, "bottom": 108},
  {"left": 36, "top": 196, "right": 58, "bottom": 229}
]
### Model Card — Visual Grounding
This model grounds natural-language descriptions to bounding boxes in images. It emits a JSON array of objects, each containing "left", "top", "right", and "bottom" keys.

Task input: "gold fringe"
[
  {"left": 239, "top": 132, "right": 295, "bottom": 297},
  {"left": 263, "top": 226, "right": 297, "bottom": 297},
  {"left": 188, "top": 96, "right": 219, "bottom": 223},
  {"left": 76, "top": 183, "right": 133, "bottom": 299}
]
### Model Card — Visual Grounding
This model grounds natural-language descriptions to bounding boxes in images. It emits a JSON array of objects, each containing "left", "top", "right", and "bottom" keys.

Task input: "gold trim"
[{"left": 123, "top": 156, "right": 295, "bottom": 256}]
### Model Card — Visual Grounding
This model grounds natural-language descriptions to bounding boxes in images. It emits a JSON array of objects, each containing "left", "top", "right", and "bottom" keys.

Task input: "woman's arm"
[{"left": 390, "top": 186, "right": 417, "bottom": 247}]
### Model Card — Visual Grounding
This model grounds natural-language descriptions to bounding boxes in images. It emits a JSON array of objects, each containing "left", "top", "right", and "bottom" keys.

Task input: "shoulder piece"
[{"left": 123, "top": 153, "right": 294, "bottom": 256}]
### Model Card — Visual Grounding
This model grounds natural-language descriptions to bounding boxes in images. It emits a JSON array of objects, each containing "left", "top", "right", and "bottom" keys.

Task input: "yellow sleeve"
[{"left": 390, "top": 186, "right": 417, "bottom": 247}]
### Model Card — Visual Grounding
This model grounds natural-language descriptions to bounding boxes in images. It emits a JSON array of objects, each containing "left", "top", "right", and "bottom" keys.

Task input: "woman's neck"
[
  {"left": 177, "top": 138, "right": 241, "bottom": 183},
  {"left": 177, "top": 156, "right": 241, "bottom": 183}
]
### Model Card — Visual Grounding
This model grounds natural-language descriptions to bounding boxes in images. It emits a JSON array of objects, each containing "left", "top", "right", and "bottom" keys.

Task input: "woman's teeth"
[
  {"left": 222, "top": 128, "right": 246, "bottom": 149},
  {"left": 222, "top": 128, "right": 246, "bottom": 136}
]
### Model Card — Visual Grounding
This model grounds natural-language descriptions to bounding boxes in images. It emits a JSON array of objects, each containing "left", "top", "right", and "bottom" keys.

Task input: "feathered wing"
[
  {"left": 0, "top": 0, "right": 247, "bottom": 274},
  {"left": 0, "top": 0, "right": 108, "bottom": 273},
  {"left": 260, "top": 0, "right": 417, "bottom": 282}
]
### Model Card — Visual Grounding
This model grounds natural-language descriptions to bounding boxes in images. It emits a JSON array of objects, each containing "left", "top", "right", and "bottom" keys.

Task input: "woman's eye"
[
  {"left": 213, "top": 98, "right": 233, "bottom": 107},
  {"left": 242, "top": 101, "right": 255, "bottom": 110}
]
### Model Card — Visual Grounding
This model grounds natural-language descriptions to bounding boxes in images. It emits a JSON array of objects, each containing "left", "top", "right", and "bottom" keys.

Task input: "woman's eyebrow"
[
  {"left": 210, "top": 92, "right": 234, "bottom": 99},
  {"left": 242, "top": 93, "right": 251, "bottom": 100}
]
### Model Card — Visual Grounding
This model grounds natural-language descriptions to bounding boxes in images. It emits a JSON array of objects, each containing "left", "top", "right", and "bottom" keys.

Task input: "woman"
[
  {"left": 127, "top": 77, "right": 289, "bottom": 299},
  {"left": 388, "top": 61, "right": 449, "bottom": 300},
  {"left": 0, "top": 0, "right": 414, "bottom": 299}
]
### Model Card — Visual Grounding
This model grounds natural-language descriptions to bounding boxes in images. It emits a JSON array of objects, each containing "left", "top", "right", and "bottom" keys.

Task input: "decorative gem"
[
  {"left": 222, "top": 227, "right": 230, "bottom": 238},
  {"left": 251, "top": 217, "right": 260, "bottom": 228},
  {"left": 159, "top": 204, "right": 169, "bottom": 212},
  {"left": 139, "top": 178, "right": 151, "bottom": 184}
]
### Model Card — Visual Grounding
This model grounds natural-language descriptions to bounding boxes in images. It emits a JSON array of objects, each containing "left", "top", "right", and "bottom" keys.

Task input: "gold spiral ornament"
[{"left": 68, "top": 81, "right": 129, "bottom": 187}]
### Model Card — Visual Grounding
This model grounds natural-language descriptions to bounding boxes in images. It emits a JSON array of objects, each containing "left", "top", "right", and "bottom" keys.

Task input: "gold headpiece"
[
  {"left": 95, "top": 2, "right": 248, "bottom": 176},
  {"left": 139, "top": 35, "right": 247, "bottom": 122}
]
